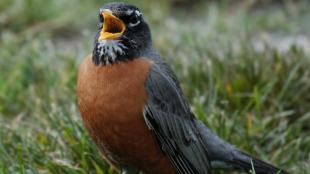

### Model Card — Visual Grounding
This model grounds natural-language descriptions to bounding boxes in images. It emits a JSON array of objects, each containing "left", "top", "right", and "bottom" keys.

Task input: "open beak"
[{"left": 98, "top": 10, "right": 125, "bottom": 41}]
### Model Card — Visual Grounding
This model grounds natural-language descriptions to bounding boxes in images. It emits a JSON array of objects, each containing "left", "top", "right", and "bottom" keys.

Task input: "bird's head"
[{"left": 92, "top": 2, "right": 152, "bottom": 65}]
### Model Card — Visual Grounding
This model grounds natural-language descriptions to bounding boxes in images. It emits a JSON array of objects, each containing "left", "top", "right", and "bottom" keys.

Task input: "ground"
[{"left": 0, "top": 0, "right": 309, "bottom": 173}]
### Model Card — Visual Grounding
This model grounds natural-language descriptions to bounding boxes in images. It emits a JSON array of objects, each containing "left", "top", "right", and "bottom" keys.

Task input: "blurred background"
[{"left": 0, "top": 0, "right": 309, "bottom": 173}]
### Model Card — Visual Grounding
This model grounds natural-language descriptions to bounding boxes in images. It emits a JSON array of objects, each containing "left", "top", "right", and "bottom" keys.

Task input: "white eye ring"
[{"left": 129, "top": 19, "right": 140, "bottom": 27}]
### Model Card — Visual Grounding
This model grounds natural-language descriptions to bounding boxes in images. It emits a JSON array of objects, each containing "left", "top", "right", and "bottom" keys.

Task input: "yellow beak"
[{"left": 98, "top": 10, "right": 125, "bottom": 41}]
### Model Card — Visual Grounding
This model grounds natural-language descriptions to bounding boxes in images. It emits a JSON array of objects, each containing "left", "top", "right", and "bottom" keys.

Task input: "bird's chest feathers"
[{"left": 77, "top": 56, "right": 153, "bottom": 140}]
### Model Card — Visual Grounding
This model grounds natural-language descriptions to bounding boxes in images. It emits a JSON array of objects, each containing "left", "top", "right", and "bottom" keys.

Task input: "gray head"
[{"left": 92, "top": 2, "right": 152, "bottom": 65}]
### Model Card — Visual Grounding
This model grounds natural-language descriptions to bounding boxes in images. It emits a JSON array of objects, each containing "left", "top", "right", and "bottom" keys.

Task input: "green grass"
[{"left": 0, "top": 0, "right": 310, "bottom": 173}]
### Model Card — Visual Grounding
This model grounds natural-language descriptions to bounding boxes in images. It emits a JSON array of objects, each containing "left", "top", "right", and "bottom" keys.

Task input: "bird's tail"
[
  {"left": 229, "top": 149, "right": 288, "bottom": 174},
  {"left": 195, "top": 120, "right": 289, "bottom": 174}
]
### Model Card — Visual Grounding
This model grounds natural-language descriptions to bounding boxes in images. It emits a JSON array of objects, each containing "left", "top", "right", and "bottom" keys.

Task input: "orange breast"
[{"left": 77, "top": 55, "right": 176, "bottom": 174}]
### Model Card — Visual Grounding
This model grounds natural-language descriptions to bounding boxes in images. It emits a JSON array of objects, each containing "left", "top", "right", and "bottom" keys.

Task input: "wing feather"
[{"left": 143, "top": 63, "right": 212, "bottom": 174}]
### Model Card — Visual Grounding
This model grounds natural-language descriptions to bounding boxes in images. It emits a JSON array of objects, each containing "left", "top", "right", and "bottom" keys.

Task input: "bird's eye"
[{"left": 129, "top": 15, "right": 140, "bottom": 27}]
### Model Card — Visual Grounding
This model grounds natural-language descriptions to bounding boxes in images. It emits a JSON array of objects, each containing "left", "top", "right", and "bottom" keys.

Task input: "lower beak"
[{"left": 98, "top": 11, "right": 125, "bottom": 41}]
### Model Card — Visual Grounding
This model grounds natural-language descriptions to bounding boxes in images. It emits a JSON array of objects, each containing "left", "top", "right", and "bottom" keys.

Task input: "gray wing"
[{"left": 143, "top": 63, "right": 212, "bottom": 174}]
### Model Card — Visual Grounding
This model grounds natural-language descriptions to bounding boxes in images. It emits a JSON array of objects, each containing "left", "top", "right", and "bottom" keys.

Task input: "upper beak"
[{"left": 98, "top": 10, "right": 125, "bottom": 41}]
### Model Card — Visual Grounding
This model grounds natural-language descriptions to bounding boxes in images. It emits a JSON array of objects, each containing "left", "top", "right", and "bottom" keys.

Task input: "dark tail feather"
[
  {"left": 231, "top": 150, "right": 289, "bottom": 174},
  {"left": 195, "top": 120, "right": 289, "bottom": 173}
]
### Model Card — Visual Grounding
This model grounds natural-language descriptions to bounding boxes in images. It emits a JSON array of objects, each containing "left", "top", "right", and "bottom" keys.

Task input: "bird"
[{"left": 77, "top": 2, "right": 289, "bottom": 174}]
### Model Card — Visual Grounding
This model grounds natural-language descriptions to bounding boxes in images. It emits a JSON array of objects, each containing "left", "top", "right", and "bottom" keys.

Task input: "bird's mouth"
[{"left": 98, "top": 10, "right": 125, "bottom": 41}]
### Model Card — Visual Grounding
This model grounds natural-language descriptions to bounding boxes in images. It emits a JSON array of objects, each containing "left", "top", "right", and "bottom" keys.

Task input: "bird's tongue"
[
  {"left": 99, "top": 12, "right": 125, "bottom": 40},
  {"left": 104, "top": 18, "right": 123, "bottom": 33}
]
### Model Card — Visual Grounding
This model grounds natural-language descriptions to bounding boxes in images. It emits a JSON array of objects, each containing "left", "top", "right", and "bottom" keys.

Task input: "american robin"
[{"left": 77, "top": 2, "right": 288, "bottom": 174}]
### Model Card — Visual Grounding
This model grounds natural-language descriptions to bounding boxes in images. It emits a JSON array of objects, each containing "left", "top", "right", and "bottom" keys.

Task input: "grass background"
[{"left": 0, "top": 0, "right": 310, "bottom": 173}]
